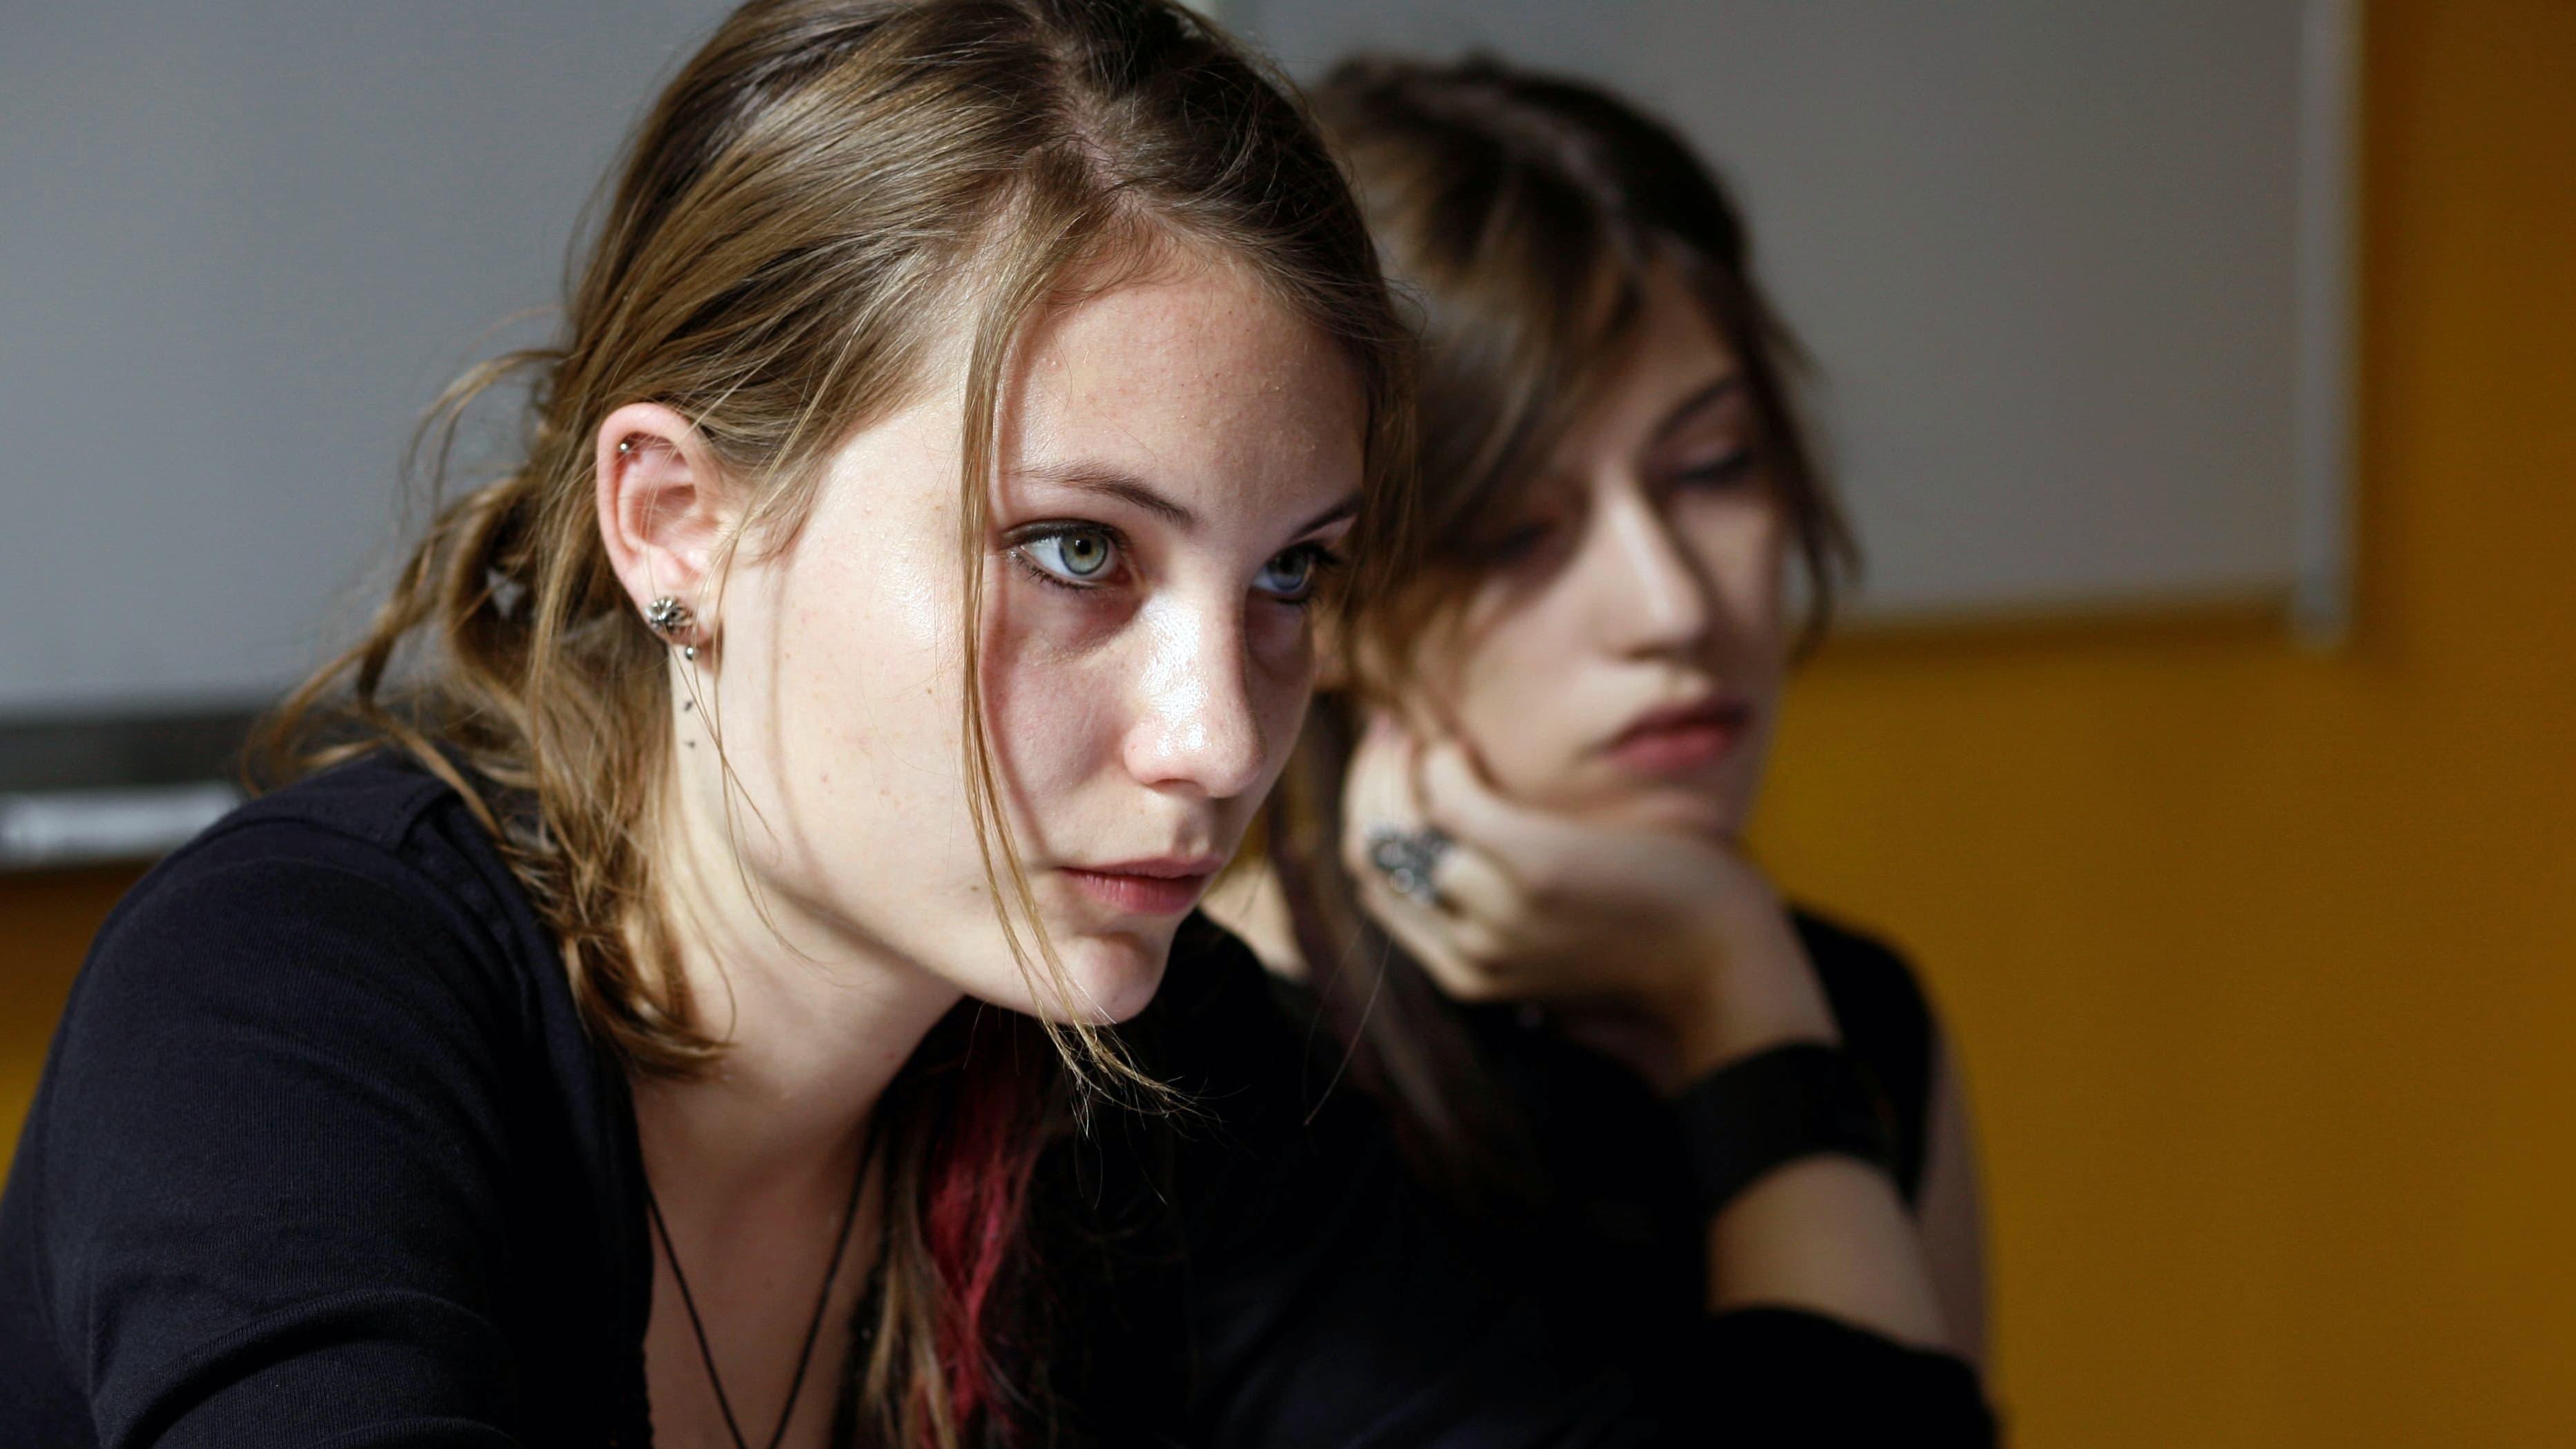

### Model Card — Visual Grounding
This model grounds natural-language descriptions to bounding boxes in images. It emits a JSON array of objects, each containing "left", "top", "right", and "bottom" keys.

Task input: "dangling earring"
[{"left": 645, "top": 596, "right": 701, "bottom": 661}]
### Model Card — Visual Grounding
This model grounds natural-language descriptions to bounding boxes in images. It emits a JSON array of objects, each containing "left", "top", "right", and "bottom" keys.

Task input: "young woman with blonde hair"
[{"left": 2, "top": 2, "right": 1415, "bottom": 1443}]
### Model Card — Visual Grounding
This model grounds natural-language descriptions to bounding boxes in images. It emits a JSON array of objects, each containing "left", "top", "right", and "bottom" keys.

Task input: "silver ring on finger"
[{"left": 1364, "top": 824, "right": 1452, "bottom": 907}]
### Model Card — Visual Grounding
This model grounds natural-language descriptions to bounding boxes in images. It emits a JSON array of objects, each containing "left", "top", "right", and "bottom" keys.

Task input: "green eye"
[{"left": 1023, "top": 527, "right": 1117, "bottom": 583}]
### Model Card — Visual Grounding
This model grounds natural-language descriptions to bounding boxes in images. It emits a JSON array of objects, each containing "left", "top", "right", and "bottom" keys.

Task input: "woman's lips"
[
  {"left": 1601, "top": 698, "right": 1750, "bottom": 775},
  {"left": 1060, "top": 858, "right": 1222, "bottom": 916}
]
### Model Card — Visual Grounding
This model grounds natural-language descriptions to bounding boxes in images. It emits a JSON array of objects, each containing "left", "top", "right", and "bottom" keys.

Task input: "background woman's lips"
[{"left": 1602, "top": 699, "right": 1750, "bottom": 775}]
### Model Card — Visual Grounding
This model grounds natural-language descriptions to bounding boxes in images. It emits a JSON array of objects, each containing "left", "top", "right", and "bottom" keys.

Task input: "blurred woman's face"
[
  {"left": 1425, "top": 265, "right": 1789, "bottom": 842},
  {"left": 697, "top": 252, "right": 1365, "bottom": 1021}
]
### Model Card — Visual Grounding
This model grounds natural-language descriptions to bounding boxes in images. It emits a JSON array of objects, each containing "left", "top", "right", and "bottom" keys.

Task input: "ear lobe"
[{"left": 594, "top": 401, "right": 732, "bottom": 635}]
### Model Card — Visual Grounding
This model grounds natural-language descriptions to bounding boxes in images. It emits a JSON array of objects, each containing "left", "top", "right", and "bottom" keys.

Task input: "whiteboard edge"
[{"left": 2291, "top": 0, "right": 2362, "bottom": 650}]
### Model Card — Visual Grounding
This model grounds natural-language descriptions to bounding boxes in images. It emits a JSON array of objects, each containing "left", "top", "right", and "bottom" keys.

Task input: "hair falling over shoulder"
[{"left": 252, "top": 3, "right": 1412, "bottom": 1442}]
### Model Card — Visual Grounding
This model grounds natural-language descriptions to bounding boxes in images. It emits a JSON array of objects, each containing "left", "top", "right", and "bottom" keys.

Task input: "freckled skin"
[
  {"left": 1432, "top": 266, "right": 1788, "bottom": 843},
  {"left": 681, "top": 254, "right": 1365, "bottom": 1023}
]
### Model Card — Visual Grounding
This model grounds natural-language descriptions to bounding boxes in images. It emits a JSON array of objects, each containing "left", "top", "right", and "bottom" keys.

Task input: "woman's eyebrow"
[
  {"left": 1010, "top": 466, "right": 1362, "bottom": 540},
  {"left": 1293, "top": 491, "right": 1363, "bottom": 538},
  {"left": 1013, "top": 462, "right": 1196, "bottom": 528},
  {"left": 1649, "top": 375, "right": 1745, "bottom": 446}
]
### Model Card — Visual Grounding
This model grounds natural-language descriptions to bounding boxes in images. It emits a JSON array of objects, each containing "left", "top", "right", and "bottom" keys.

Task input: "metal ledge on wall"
[
  {"left": 0, "top": 784, "right": 241, "bottom": 869},
  {"left": 0, "top": 708, "right": 260, "bottom": 869}
]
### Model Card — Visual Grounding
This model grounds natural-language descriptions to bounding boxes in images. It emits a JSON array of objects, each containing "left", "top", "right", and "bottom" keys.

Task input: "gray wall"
[
  {"left": 1241, "top": 0, "right": 2351, "bottom": 627},
  {"left": 0, "top": 1, "right": 740, "bottom": 719},
  {"left": 0, "top": 1, "right": 2351, "bottom": 727}
]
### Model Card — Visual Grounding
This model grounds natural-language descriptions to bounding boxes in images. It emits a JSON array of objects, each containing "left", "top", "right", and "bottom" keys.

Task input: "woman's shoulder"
[
  {"left": 6, "top": 755, "right": 640, "bottom": 1444},
  {"left": 70, "top": 752, "right": 548, "bottom": 1063},
  {"left": 1788, "top": 905, "right": 1939, "bottom": 1202},
  {"left": 28, "top": 748, "right": 589, "bottom": 1237},
  {"left": 1790, "top": 908, "right": 1929, "bottom": 1024}
]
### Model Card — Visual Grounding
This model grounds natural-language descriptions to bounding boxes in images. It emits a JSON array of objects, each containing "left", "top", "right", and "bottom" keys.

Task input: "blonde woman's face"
[
  {"left": 1425, "top": 265, "right": 1790, "bottom": 842},
  {"left": 699, "top": 254, "right": 1365, "bottom": 1022}
]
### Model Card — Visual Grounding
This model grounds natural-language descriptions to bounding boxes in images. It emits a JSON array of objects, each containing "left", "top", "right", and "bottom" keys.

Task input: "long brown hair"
[
  {"left": 1278, "top": 54, "right": 1853, "bottom": 1204},
  {"left": 254, "top": 3, "right": 1409, "bottom": 1442}
]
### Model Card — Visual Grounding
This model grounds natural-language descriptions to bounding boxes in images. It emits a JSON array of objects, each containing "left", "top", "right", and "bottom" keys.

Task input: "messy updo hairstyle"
[
  {"left": 254, "top": 1, "right": 1410, "bottom": 1442},
  {"left": 1267, "top": 55, "right": 1852, "bottom": 1205}
]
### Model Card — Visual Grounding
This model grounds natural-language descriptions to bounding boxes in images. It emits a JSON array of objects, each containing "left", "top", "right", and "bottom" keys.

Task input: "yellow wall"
[
  {"left": 3, "top": 866, "right": 140, "bottom": 1153},
  {"left": 1748, "top": 0, "right": 2576, "bottom": 1442},
  {"left": 4, "top": 1, "right": 2570, "bottom": 1441}
]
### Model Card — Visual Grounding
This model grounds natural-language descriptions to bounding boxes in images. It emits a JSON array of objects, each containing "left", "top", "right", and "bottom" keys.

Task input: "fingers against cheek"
[
  {"left": 1354, "top": 870, "right": 1459, "bottom": 976},
  {"left": 1347, "top": 714, "right": 1422, "bottom": 823},
  {"left": 1421, "top": 836, "right": 1522, "bottom": 938},
  {"left": 1361, "top": 839, "right": 1530, "bottom": 993},
  {"left": 1340, "top": 712, "right": 1426, "bottom": 882},
  {"left": 1343, "top": 718, "right": 1543, "bottom": 1003},
  {"left": 1413, "top": 738, "right": 1571, "bottom": 889},
  {"left": 1358, "top": 870, "right": 1511, "bottom": 1003}
]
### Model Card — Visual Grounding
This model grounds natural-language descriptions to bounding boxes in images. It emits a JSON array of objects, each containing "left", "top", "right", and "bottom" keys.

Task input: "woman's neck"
[
  {"left": 634, "top": 782, "right": 963, "bottom": 1211},
  {"left": 622, "top": 775, "right": 963, "bottom": 1449}
]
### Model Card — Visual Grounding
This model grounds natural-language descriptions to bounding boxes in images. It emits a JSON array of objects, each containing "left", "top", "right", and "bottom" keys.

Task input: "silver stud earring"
[
  {"left": 616, "top": 437, "right": 635, "bottom": 455},
  {"left": 644, "top": 596, "right": 700, "bottom": 660}
]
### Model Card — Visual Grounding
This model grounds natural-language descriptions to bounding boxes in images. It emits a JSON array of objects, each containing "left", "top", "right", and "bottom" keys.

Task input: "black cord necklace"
[{"left": 644, "top": 1113, "right": 882, "bottom": 1449}]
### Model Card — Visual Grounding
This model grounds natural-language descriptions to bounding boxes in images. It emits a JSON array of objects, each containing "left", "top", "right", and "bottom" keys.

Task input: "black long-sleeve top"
[
  {"left": 0, "top": 755, "right": 1991, "bottom": 1445},
  {"left": 1380, "top": 911, "right": 1969, "bottom": 1441}
]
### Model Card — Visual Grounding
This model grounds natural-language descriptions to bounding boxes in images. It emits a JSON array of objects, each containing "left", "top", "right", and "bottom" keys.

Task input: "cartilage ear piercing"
[
  {"left": 644, "top": 595, "right": 700, "bottom": 659},
  {"left": 616, "top": 437, "right": 636, "bottom": 455}
]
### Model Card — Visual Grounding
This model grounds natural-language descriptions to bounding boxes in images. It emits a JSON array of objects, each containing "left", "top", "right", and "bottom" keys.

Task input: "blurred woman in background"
[{"left": 1213, "top": 53, "right": 1992, "bottom": 1428}]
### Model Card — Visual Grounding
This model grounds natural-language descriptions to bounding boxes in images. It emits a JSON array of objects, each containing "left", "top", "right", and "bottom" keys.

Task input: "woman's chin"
[
  {"left": 1023, "top": 925, "right": 1174, "bottom": 1026},
  {"left": 1585, "top": 795, "right": 1752, "bottom": 849}
]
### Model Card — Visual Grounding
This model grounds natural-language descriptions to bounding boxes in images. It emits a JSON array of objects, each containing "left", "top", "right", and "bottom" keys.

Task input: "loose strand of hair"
[{"left": 953, "top": 184, "right": 1188, "bottom": 1118}]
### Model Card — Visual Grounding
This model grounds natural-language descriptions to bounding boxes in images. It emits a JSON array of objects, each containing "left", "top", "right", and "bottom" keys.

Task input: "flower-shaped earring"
[{"left": 645, "top": 596, "right": 701, "bottom": 661}]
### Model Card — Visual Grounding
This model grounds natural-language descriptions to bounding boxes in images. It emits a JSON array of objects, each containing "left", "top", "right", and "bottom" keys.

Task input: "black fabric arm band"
[{"left": 1676, "top": 1041, "right": 1900, "bottom": 1220}]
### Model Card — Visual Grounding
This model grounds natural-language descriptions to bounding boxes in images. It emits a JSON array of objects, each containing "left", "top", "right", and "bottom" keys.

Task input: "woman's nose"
[
  {"left": 1588, "top": 491, "right": 1714, "bottom": 656},
  {"left": 1121, "top": 598, "right": 1269, "bottom": 800}
]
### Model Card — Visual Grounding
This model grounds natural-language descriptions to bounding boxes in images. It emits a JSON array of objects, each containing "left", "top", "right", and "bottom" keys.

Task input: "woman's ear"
[{"left": 595, "top": 401, "right": 732, "bottom": 644}]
